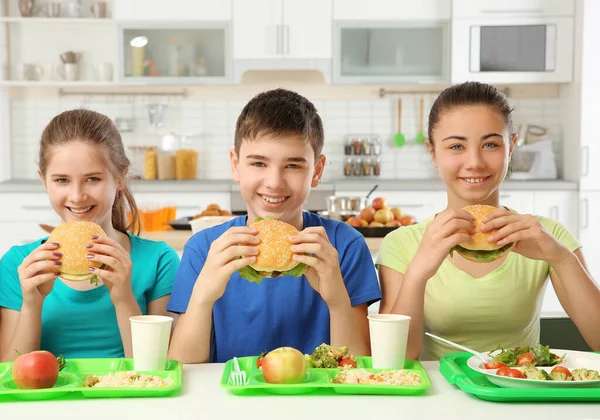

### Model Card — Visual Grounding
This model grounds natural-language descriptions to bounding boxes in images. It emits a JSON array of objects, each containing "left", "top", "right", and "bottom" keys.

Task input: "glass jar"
[
  {"left": 344, "top": 137, "right": 353, "bottom": 155},
  {"left": 372, "top": 137, "right": 382, "bottom": 155},
  {"left": 373, "top": 157, "right": 381, "bottom": 176},
  {"left": 362, "top": 157, "right": 373, "bottom": 176},
  {"left": 343, "top": 157, "right": 353, "bottom": 176},
  {"left": 353, "top": 138, "right": 363, "bottom": 155},
  {"left": 353, "top": 158, "right": 362, "bottom": 176},
  {"left": 362, "top": 137, "right": 372, "bottom": 155}
]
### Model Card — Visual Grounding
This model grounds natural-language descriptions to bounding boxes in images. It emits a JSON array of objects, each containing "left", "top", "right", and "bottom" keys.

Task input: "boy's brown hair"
[{"left": 234, "top": 88, "right": 324, "bottom": 160}]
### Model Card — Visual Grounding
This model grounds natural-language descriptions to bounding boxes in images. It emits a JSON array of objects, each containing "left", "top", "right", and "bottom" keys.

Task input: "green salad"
[{"left": 490, "top": 343, "right": 565, "bottom": 367}]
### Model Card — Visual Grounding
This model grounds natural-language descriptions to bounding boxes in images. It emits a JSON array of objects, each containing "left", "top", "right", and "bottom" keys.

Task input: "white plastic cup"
[
  {"left": 367, "top": 314, "right": 411, "bottom": 369},
  {"left": 129, "top": 315, "right": 173, "bottom": 371}
]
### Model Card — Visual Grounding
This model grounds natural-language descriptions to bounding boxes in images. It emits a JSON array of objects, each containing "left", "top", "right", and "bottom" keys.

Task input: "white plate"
[{"left": 466, "top": 349, "right": 600, "bottom": 388}]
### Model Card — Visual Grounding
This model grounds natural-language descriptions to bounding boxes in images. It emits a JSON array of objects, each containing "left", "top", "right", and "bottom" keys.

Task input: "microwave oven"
[{"left": 451, "top": 9, "right": 574, "bottom": 83}]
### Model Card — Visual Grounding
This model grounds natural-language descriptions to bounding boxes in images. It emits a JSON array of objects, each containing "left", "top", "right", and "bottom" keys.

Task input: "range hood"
[{"left": 233, "top": 59, "right": 332, "bottom": 84}]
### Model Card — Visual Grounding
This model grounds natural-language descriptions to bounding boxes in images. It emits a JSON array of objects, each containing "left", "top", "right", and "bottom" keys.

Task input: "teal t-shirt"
[{"left": 0, "top": 234, "right": 180, "bottom": 359}]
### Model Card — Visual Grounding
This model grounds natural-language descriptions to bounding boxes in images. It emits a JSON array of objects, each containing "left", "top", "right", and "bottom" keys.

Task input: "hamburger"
[
  {"left": 237, "top": 217, "right": 307, "bottom": 284},
  {"left": 48, "top": 221, "right": 106, "bottom": 284},
  {"left": 450, "top": 205, "right": 514, "bottom": 263}
]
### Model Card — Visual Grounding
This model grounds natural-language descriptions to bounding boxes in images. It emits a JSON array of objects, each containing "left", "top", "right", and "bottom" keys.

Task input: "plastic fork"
[
  {"left": 229, "top": 357, "right": 247, "bottom": 386},
  {"left": 425, "top": 332, "right": 491, "bottom": 364}
]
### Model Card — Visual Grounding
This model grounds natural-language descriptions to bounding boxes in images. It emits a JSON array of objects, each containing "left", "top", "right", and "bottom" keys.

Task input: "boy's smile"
[{"left": 231, "top": 133, "right": 325, "bottom": 230}]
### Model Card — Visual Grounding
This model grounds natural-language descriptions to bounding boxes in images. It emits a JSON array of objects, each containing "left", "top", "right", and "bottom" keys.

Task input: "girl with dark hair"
[
  {"left": 377, "top": 81, "right": 600, "bottom": 360},
  {"left": 0, "top": 109, "right": 179, "bottom": 361}
]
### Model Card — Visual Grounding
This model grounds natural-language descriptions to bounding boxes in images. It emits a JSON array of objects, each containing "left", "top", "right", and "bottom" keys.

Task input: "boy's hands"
[
  {"left": 290, "top": 227, "right": 349, "bottom": 307},
  {"left": 193, "top": 226, "right": 259, "bottom": 305},
  {"left": 17, "top": 241, "right": 61, "bottom": 307}
]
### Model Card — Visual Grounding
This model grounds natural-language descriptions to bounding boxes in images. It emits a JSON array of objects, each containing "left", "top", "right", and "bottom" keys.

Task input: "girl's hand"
[
  {"left": 481, "top": 209, "right": 570, "bottom": 265},
  {"left": 290, "top": 227, "right": 349, "bottom": 307},
  {"left": 412, "top": 208, "right": 475, "bottom": 279},
  {"left": 17, "top": 241, "right": 61, "bottom": 306},
  {"left": 85, "top": 235, "right": 133, "bottom": 302}
]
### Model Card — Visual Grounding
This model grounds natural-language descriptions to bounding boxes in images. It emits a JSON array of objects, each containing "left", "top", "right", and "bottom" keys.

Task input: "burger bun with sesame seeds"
[
  {"left": 237, "top": 217, "right": 307, "bottom": 284},
  {"left": 450, "top": 205, "right": 514, "bottom": 263},
  {"left": 48, "top": 221, "right": 106, "bottom": 282}
]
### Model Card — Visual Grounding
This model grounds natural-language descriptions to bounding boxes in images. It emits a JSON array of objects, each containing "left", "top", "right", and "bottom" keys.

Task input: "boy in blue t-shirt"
[{"left": 167, "top": 89, "right": 381, "bottom": 363}]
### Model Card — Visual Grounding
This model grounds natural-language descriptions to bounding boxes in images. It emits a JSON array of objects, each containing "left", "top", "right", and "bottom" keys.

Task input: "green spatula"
[
  {"left": 415, "top": 98, "right": 426, "bottom": 143},
  {"left": 393, "top": 99, "right": 405, "bottom": 147}
]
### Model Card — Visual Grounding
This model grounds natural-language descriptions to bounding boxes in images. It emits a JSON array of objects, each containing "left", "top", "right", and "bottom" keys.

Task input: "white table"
[{"left": 2, "top": 362, "right": 599, "bottom": 420}]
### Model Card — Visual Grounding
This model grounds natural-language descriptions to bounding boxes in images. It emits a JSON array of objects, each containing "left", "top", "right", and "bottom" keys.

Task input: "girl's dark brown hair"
[
  {"left": 428, "top": 81, "right": 515, "bottom": 143},
  {"left": 38, "top": 109, "right": 141, "bottom": 235}
]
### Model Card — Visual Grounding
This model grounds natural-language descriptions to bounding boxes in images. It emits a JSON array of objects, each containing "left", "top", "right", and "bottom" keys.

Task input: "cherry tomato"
[
  {"left": 517, "top": 352, "right": 536, "bottom": 366},
  {"left": 551, "top": 366, "right": 572, "bottom": 377},
  {"left": 484, "top": 362, "right": 507, "bottom": 370},
  {"left": 339, "top": 359, "right": 356, "bottom": 368},
  {"left": 505, "top": 369, "right": 525, "bottom": 378},
  {"left": 496, "top": 367, "right": 513, "bottom": 376}
]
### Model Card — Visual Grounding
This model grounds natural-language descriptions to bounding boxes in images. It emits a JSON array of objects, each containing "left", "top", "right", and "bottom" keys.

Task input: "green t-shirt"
[
  {"left": 0, "top": 235, "right": 179, "bottom": 358},
  {"left": 376, "top": 215, "right": 581, "bottom": 361}
]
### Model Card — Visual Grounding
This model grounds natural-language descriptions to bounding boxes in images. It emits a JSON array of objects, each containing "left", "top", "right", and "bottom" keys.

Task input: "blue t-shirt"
[
  {"left": 167, "top": 211, "right": 382, "bottom": 363},
  {"left": 0, "top": 235, "right": 179, "bottom": 359}
]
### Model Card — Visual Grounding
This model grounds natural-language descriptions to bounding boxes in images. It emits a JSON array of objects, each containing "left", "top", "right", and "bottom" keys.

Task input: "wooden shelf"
[
  {"left": 0, "top": 17, "right": 114, "bottom": 24},
  {"left": 0, "top": 81, "right": 118, "bottom": 87}
]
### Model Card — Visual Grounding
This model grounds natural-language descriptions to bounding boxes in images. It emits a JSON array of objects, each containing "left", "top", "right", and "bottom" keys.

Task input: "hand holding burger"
[
  {"left": 451, "top": 205, "right": 515, "bottom": 263},
  {"left": 479, "top": 206, "right": 571, "bottom": 265},
  {"left": 289, "top": 226, "right": 349, "bottom": 307}
]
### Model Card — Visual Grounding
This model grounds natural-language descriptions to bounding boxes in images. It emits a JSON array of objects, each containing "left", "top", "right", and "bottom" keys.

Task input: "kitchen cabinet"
[
  {"left": 333, "top": 0, "right": 450, "bottom": 21},
  {"left": 333, "top": 20, "right": 449, "bottom": 84},
  {"left": 533, "top": 191, "right": 578, "bottom": 238},
  {"left": 452, "top": 0, "right": 574, "bottom": 18},
  {"left": 117, "top": 22, "right": 231, "bottom": 84},
  {"left": 114, "top": 0, "right": 232, "bottom": 21},
  {"left": 232, "top": 0, "right": 331, "bottom": 60},
  {"left": 499, "top": 191, "right": 535, "bottom": 215},
  {"left": 578, "top": 192, "right": 600, "bottom": 282}
]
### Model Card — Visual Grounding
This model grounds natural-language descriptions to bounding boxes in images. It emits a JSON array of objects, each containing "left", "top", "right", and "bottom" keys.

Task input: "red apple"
[
  {"left": 398, "top": 215, "right": 416, "bottom": 226},
  {"left": 261, "top": 347, "right": 307, "bottom": 384},
  {"left": 372, "top": 197, "right": 387, "bottom": 211},
  {"left": 12, "top": 350, "right": 60, "bottom": 389},
  {"left": 346, "top": 216, "right": 362, "bottom": 227},
  {"left": 374, "top": 208, "right": 393, "bottom": 224},
  {"left": 359, "top": 206, "right": 375, "bottom": 223}
]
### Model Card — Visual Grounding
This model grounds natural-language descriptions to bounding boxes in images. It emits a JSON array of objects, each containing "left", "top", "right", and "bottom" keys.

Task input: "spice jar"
[
  {"left": 372, "top": 137, "right": 382, "bottom": 155},
  {"left": 353, "top": 138, "right": 362, "bottom": 155},
  {"left": 373, "top": 157, "right": 381, "bottom": 176},
  {"left": 343, "top": 157, "right": 352, "bottom": 176},
  {"left": 353, "top": 158, "right": 362, "bottom": 176},
  {"left": 362, "top": 137, "right": 372, "bottom": 155},
  {"left": 362, "top": 157, "right": 373, "bottom": 176},
  {"left": 344, "top": 137, "right": 353, "bottom": 155}
]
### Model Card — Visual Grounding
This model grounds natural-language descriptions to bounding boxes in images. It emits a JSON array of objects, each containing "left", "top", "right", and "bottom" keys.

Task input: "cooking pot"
[{"left": 326, "top": 196, "right": 368, "bottom": 212}]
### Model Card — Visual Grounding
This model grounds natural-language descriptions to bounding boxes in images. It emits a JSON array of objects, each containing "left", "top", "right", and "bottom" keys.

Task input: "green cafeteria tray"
[
  {"left": 220, "top": 355, "right": 431, "bottom": 396},
  {"left": 440, "top": 352, "right": 600, "bottom": 402},
  {"left": 0, "top": 358, "right": 182, "bottom": 402}
]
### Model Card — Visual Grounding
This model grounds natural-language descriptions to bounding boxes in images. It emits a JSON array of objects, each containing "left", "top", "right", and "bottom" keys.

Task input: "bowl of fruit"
[{"left": 345, "top": 197, "right": 415, "bottom": 237}]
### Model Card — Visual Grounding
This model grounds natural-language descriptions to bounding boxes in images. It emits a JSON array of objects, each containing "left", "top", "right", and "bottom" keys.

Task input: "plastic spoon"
[
  {"left": 415, "top": 98, "right": 426, "bottom": 143},
  {"left": 425, "top": 332, "right": 490, "bottom": 364},
  {"left": 393, "top": 99, "right": 405, "bottom": 147}
]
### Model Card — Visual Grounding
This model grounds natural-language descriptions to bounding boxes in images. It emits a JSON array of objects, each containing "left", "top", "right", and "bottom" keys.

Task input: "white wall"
[{"left": 9, "top": 93, "right": 565, "bottom": 181}]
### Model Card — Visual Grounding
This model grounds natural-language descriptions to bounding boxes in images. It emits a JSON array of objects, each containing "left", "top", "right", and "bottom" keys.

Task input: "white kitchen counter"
[
  {"left": 0, "top": 179, "right": 579, "bottom": 193},
  {"left": 1, "top": 361, "right": 597, "bottom": 420}
]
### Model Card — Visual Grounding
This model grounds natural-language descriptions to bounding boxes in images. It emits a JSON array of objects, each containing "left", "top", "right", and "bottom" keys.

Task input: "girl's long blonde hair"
[{"left": 38, "top": 109, "right": 141, "bottom": 235}]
